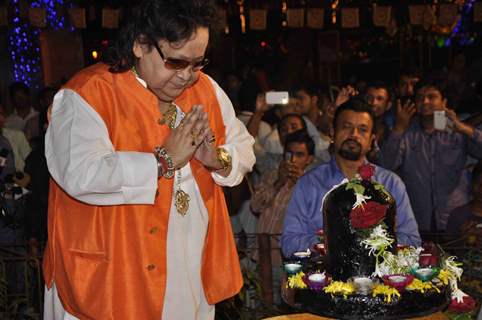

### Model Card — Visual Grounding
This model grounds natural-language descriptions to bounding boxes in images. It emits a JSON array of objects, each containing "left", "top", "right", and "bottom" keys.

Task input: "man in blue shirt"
[
  {"left": 281, "top": 99, "right": 421, "bottom": 258},
  {"left": 379, "top": 79, "right": 482, "bottom": 231}
]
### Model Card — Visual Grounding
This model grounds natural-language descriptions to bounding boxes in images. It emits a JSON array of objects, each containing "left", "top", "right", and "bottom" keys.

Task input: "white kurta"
[{"left": 44, "top": 75, "right": 255, "bottom": 320}]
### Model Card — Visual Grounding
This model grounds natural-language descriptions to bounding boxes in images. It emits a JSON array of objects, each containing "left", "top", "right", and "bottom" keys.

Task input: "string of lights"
[{"left": 8, "top": 0, "right": 68, "bottom": 89}]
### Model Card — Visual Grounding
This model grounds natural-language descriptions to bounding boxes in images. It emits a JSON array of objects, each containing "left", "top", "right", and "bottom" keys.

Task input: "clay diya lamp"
[
  {"left": 303, "top": 272, "right": 328, "bottom": 291},
  {"left": 383, "top": 274, "right": 414, "bottom": 292},
  {"left": 413, "top": 267, "right": 438, "bottom": 282},
  {"left": 284, "top": 262, "right": 302, "bottom": 276},
  {"left": 351, "top": 276, "right": 375, "bottom": 295},
  {"left": 293, "top": 249, "right": 311, "bottom": 263}
]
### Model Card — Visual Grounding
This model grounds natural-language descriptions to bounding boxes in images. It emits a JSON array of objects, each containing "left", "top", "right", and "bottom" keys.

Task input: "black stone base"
[{"left": 294, "top": 287, "right": 450, "bottom": 320}]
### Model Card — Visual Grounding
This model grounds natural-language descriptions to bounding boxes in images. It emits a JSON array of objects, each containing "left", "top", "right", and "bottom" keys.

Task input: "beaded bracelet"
[{"left": 154, "top": 146, "right": 175, "bottom": 179}]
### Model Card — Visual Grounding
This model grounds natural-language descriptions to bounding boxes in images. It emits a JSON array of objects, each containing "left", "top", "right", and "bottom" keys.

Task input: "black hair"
[
  {"left": 9, "top": 82, "right": 30, "bottom": 98},
  {"left": 279, "top": 113, "right": 307, "bottom": 132},
  {"left": 414, "top": 78, "right": 447, "bottom": 99},
  {"left": 284, "top": 130, "right": 315, "bottom": 156},
  {"left": 367, "top": 80, "right": 392, "bottom": 102},
  {"left": 333, "top": 98, "right": 375, "bottom": 134},
  {"left": 104, "top": 0, "right": 219, "bottom": 73}
]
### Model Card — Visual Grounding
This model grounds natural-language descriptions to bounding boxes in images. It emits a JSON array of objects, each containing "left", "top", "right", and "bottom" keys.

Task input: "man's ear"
[{"left": 132, "top": 39, "right": 143, "bottom": 59}]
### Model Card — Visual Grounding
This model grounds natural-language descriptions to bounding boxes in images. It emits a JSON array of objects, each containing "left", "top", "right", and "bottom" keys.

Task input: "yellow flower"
[
  {"left": 287, "top": 272, "right": 307, "bottom": 289},
  {"left": 372, "top": 284, "right": 400, "bottom": 303},
  {"left": 324, "top": 281, "right": 355, "bottom": 298},
  {"left": 437, "top": 269, "right": 452, "bottom": 285},
  {"left": 406, "top": 279, "right": 440, "bottom": 293}
]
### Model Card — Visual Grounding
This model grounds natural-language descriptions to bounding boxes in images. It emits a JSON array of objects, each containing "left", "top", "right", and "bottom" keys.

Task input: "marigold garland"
[{"left": 372, "top": 284, "right": 401, "bottom": 303}]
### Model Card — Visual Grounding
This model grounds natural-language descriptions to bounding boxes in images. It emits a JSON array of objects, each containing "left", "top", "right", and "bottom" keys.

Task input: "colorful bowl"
[
  {"left": 284, "top": 262, "right": 302, "bottom": 275},
  {"left": 350, "top": 276, "right": 375, "bottom": 295},
  {"left": 383, "top": 274, "right": 414, "bottom": 292},
  {"left": 302, "top": 272, "right": 328, "bottom": 291},
  {"left": 412, "top": 267, "right": 438, "bottom": 282}
]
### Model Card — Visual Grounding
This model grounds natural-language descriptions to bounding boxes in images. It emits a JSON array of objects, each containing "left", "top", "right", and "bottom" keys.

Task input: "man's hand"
[
  {"left": 335, "top": 86, "right": 358, "bottom": 107},
  {"left": 255, "top": 93, "right": 273, "bottom": 113},
  {"left": 393, "top": 99, "right": 416, "bottom": 134},
  {"left": 446, "top": 107, "right": 474, "bottom": 137},
  {"left": 163, "top": 105, "right": 207, "bottom": 169}
]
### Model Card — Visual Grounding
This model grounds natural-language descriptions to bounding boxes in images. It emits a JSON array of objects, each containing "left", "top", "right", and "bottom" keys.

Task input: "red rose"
[
  {"left": 449, "top": 295, "right": 477, "bottom": 313},
  {"left": 350, "top": 201, "right": 387, "bottom": 229},
  {"left": 358, "top": 163, "right": 375, "bottom": 180}
]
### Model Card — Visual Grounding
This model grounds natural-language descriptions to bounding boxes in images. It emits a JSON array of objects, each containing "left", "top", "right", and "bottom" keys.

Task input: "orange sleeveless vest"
[{"left": 43, "top": 63, "right": 243, "bottom": 319}]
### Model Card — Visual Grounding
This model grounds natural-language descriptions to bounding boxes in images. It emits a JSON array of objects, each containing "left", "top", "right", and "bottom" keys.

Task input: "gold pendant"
[{"left": 175, "top": 189, "right": 190, "bottom": 216}]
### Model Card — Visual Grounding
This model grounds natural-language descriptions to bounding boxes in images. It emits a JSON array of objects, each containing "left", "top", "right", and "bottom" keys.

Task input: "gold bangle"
[{"left": 216, "top": 147, "right": 232, "bottom": 171}]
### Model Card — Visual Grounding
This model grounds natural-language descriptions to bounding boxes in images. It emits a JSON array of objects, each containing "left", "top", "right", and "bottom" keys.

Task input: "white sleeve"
[
  {"left": 207, "top": 77, "right": 255, "bottom": 187},
  {"left": 45, "top": 89, "right": 158, "bottom": 205}
]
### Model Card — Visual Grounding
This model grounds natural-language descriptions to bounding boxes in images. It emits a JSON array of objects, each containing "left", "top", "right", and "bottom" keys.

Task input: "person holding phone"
[
  {"left": 251, "top": 130, "right": 315, "bottom": 304},
  {"left": 42, "top": 1, "right": 255, "bottom": 319},
  {"left": 379, "top": 79, "right": 482, "bottom": 232}
]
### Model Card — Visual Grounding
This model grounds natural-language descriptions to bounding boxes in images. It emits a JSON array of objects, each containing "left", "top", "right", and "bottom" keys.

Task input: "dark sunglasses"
[{"left": 152, "top": 42, "right": 209, "bottom": 71}]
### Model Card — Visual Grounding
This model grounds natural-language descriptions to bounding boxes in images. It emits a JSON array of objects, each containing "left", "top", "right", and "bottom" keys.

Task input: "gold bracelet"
[{"left": 216, "top": 147, "right": 232, "bottom": 171}]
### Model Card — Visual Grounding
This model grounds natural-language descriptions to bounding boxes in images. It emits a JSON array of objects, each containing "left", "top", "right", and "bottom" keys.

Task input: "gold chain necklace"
[
  {"left": 160, "top": 102, "right": 177, "bottom": 129},
  {"left": 131, "top": 67, "right": 178, "bottom": 129},
  {"left": 132, "top": 66, "right": 189, "bottom": 216},
  {"left": 173, "top": 110, "right": 189, "bottom": 216}
]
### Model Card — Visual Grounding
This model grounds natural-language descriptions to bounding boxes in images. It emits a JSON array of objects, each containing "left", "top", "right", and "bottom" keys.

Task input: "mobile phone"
[
  {"left": 433, "top": 111, "right": 447, "bottom": 131},
  {"left": 284, "top": 152, "right": 292, "bottom": 161},
  {"left": 266, "top": 91, "right": 289, "bottom": 105}
]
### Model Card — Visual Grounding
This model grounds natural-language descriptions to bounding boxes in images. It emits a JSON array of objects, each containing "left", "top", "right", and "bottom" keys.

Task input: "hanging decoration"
[
  {"left": 68, "top": 8, "right": 86, "bottom": 29},
  {"left": 286, "top": 8, "right": 304, "bottom": 28},
  {"left": 102, "top": 8, "right": 120, "bottom": 29},
  {"left": 474, "top": 2, "right": 482, "bottom": 22},
  {"left": 372, "top": 5, "right": 392, "bottom": 28},
  {"left": 438, "top": 4, "right": 458, "bottom": 26},
  {"left": 331, "top": 0, "right": 339, "bottom": 24},
  {"left": 422, "top": 6, "right": 436, "bottom": 30},
  {"left": 341, "top": 7, "right": 359, "bottom": 28},
  {"left": 29, "top": 7, "right": 46, "bottom": 28},
  {"left": 249, "top": 9, "right": 267, "bottom": 30},
  {"left": 237, "top": 0, "right": 246, "bottom": 33},
  {"left": 409, "top": 5, "right": 426, "bottom": 25},
  {"left": 307, "top": 8, "right": 324, "bottom": 29},
  {"left": 281, "top": 0, "right": 287, "bottom": 27}
]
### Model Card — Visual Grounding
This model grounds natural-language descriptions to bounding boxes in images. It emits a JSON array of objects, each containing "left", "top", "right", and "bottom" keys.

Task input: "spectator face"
[
  {"left": 284, "top": 142, "right": 313, "bottom": 170},
  {"left": 279, "top": 116, "right": 304, "bottom": 145},
  {"left": 295, "top": 89, "right": 313, "bottom": 115},
  {"left": 398, "top": 75, "right": 419, "bottom": 97},
  {"left": 132, "top": 27, "right": 209, "bottom": 103},
  {"left": 366, "top": 87, "right": 391, "bottom": 118},
  {"left": 415, "top": 86, "right": 445, "bottom": 116},
  {"left": 334, "top": 110, "right": 374, "bottom": 161}
]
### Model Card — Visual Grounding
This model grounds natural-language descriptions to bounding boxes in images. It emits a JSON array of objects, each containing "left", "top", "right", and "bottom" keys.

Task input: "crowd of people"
[{"left": 0, "top": 0, "right": 481, "bottom": 318}]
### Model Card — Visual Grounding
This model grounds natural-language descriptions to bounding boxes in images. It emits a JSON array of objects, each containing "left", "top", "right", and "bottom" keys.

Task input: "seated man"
[{"left": 281, "top": 98, "right": 421, "bottom": 258}]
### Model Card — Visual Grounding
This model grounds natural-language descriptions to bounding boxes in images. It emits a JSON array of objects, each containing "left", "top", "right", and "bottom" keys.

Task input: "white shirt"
[
  {"left": 5, "top": 107, "right": 39, "bottom": 132},
  {"left": 44, "top": 74, "right": 255, "bottom": 320}
]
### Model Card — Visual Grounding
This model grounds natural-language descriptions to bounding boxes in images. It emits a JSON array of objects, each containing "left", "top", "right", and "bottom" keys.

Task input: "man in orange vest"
[{"left": 42, "top": 1, "right": 255, "bottom": 319}]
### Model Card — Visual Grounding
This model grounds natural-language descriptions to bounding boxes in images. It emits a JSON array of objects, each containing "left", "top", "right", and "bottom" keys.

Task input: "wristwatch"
[{"left": 216, "top": 147, "right": 232, "bottom": 171}]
